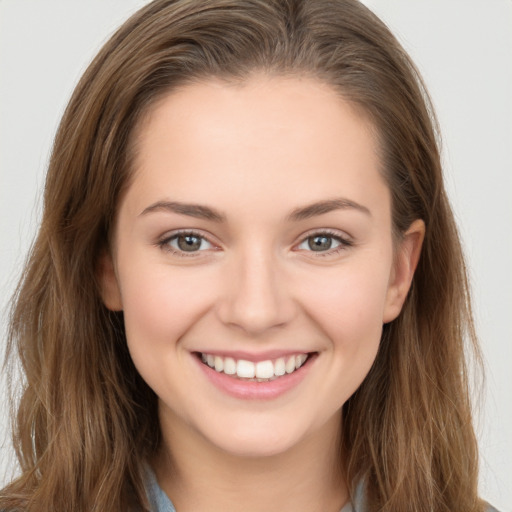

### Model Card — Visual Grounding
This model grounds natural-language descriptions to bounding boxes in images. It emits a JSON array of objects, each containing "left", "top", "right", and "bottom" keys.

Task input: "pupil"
[
  {"left": 309, "top": 235, "right": 332, "bottom": 251},
  {"left": 178, "top": 235, "right": 201, "bottom": 251}
]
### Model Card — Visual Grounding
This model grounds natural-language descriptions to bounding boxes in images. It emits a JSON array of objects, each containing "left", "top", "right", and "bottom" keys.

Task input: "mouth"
[
  {"left": 195, "top": 352, "right": 314, "bottom": 382},
  {"left": 194, "top": 350, "right": 318, "bottom": 400}
]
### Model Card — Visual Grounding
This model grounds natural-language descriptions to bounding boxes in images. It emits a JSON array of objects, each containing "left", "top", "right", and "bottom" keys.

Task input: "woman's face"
[{"left": 100, "top": 76, "right": 422, "bottom": 458}]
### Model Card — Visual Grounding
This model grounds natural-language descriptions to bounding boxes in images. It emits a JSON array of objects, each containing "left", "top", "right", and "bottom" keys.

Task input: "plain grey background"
[{"left": 1, "top": 1, "right": 511, "bottom": 510}]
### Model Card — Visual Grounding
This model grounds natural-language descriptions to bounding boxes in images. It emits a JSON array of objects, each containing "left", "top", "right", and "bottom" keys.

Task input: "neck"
[{"left": 152, "top": 406, "right": 348, "bottom": 512}]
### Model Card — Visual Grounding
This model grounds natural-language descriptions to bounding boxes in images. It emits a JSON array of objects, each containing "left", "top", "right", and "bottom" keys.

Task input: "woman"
[{"left": 0, "top": 0, "right": 501, "bottom": 511}]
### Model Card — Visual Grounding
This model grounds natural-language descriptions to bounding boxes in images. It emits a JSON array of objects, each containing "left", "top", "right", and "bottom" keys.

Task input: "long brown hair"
[{"left": 1, "top": 1, "right": 484, "bottom": 510}]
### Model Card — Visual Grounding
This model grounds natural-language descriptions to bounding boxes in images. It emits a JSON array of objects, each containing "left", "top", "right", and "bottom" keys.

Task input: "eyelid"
[
  {"left": 156, "top": 227, "right": 353, "bottom": 258},
  {"left": 294, "top": 228, "right": 354, "bottom": 255},
  {"left": 157, "top": 229, "right": 219, "bottom": 257}
]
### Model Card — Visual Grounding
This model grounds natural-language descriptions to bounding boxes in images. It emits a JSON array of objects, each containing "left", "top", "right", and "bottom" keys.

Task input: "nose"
[{"left": 216, "top": 246, "right": 296, "bottom": 336}]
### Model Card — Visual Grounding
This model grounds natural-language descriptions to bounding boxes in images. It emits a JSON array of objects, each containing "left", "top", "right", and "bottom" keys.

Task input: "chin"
[
  {"left": 202, "top": 419, "right": 314, "bottom": 459},
  {"left": 215, "top": 438, "right": 299, "bottom": 459}
]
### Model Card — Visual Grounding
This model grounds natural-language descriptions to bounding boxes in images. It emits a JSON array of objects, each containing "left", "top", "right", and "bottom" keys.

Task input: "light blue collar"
[
  {"left": 144, "top": 465, "right": 176, "bottom": 512},
  {"left": 144, "top": 465, "right": 361, "bottom": 512}
]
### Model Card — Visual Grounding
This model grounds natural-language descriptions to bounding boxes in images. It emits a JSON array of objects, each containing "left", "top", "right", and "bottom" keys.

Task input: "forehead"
[{"left": 123, "top": 75, "right": 388, "bottom": 220}]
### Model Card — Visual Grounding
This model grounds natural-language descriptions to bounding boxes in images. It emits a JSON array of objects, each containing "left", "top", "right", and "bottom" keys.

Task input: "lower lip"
[{"left": 194, "top": 354, "right": 316, "bottom": 400}]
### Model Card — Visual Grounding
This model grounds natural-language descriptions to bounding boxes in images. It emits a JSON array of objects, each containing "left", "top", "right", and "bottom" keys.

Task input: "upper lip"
[{"left": 193, "top": 349, "right": 314, "bottom": 363}]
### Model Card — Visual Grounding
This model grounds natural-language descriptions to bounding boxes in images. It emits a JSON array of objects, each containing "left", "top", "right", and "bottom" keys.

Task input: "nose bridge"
[{"left": 217, "top": 241, "right": 294, "bottom": 335}]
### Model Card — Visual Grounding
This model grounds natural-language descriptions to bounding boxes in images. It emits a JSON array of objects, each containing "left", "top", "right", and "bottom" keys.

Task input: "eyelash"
[
  {"left": 297, "top": 229, "right": 353, "bottom": 257},
  {"left": 157, "top": 229, "right": 214, "bottom": 257},
  {"left": 156, "top": 229, "right": 353, "bottom": 258}
]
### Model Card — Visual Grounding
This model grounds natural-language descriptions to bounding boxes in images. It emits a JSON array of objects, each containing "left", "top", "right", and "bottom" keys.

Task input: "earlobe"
[
  {"left": 383, "top": 219, "right": 425, "bottom": 323},
  {"left": 97, "top": 250, "right": 123, "bottom": 311}
]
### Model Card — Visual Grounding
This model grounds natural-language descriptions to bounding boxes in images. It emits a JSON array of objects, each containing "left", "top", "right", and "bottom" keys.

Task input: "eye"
[
  {"left": 296, "top": 231, "right": 351, "bottom": 255},
  {"left": 159, "top": 231, "right": 214, "bottom": 256}
]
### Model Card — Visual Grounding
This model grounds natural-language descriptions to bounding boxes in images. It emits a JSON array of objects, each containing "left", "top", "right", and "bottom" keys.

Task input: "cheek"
[
  {"left": 298, "top": 258, "right": 391, "bottom": 380},
  {"left": 306, "top": 266, "right": 390, "bottom": 332},
  {"left": 117, "top": 261, "right": 218, "bottom": 355}
]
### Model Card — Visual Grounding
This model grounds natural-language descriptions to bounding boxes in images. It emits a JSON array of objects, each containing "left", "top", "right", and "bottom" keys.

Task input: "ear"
[
  {"left": 383, "top": 219, "right": 425, "bottom": 323},
  {"left": 97, "top": 249, "right": 123, "bottom": 311}
]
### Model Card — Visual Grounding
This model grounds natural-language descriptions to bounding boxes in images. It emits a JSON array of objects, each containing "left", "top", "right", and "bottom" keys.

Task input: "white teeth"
[
  {"left": 255, "top": 360, "right": 274, "bottom": 379},
  {"left": 214, "top": 356, "right": 224, "bottom": 372},
  {"left": 237, "top": 359, "right": 255, "bottom": 378},
  {"left": 296, "top": 354, "right": 307, "bottom": 368},
  {"left": 223, "top": 357, "right": 236, "bottom": 375},
  {"left": 274, "top": 357, "right": 286, "bottom": 376},
  {"left": 285, "top": 356, "right": 296, "bottom": 374},
  {"left": 201, "top": 352, "right": 311, "bottom": 380}
]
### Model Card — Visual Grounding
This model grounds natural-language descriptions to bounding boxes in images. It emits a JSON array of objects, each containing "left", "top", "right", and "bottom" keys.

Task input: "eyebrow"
[
  {"left": 139, "top": 197, "right": 371, "bottom": 222},
  {"left": 286, "top": 198, "right": 371, "bottom": 221},
  {"left": 140, "top": 201, "right": 226, "bottom": 222}
]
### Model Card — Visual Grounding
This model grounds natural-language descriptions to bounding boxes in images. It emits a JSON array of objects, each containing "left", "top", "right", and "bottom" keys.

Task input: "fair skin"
[{"left": 100, "top": 75, "right": 424, "bottom": 512}]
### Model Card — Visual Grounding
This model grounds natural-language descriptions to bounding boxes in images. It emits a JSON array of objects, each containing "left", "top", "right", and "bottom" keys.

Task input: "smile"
[{"left": 199, "top": 352, "right": 310, "bottom": 381}]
